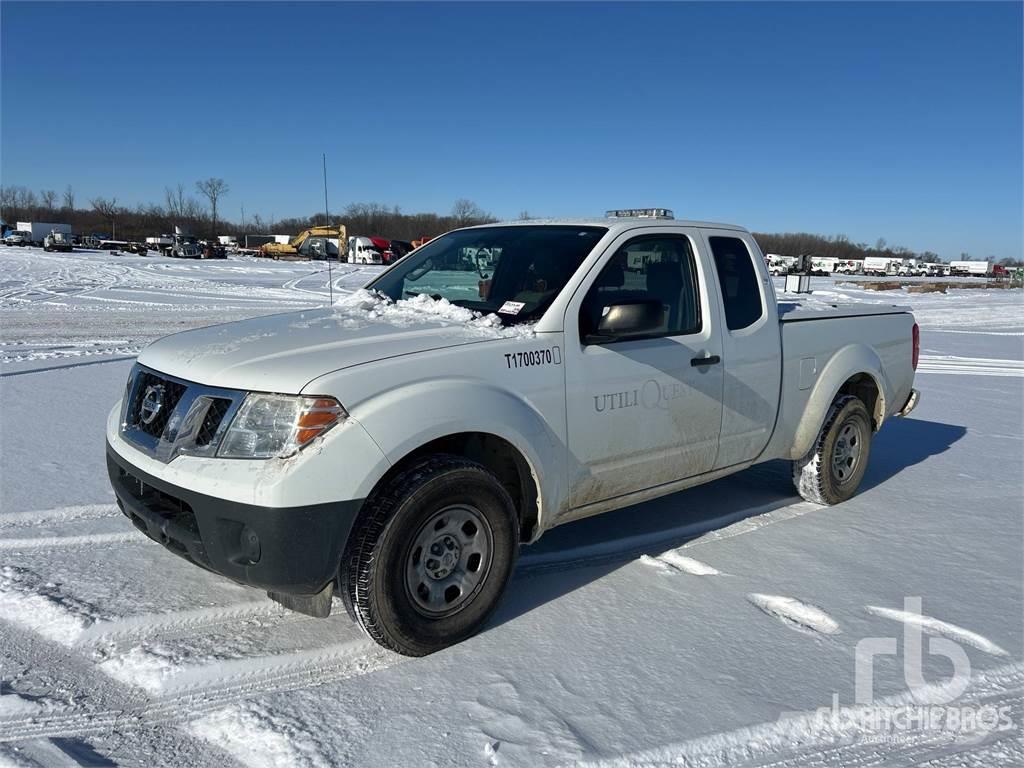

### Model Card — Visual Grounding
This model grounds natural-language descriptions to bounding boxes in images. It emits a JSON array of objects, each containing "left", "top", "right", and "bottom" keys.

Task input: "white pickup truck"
[{"left": 106, "top": 210, "right": 920, "bottom": 656}]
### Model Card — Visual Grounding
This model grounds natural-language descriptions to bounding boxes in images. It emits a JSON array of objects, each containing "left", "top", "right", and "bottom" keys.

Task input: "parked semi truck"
[
  {"left": 107, "top": 209, "right": 920, "bottom": 656},
  {"left": 17, "top": 221, "right": 73, "bottom": 246},
  {"left": 863, "top": 256, "right": 900, "bottom": 276},
  {"left": 949, "top": 261, "right": 991, "bottom": 277}
]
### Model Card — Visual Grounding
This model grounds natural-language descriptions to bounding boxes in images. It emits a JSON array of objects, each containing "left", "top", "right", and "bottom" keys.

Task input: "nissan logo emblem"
[{"left": 139, "top": 384, "right": 165, "bottom": 425}]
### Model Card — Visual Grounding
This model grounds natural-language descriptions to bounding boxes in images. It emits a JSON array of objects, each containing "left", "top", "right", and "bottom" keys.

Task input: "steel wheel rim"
[
  {"left": 831, "top": 419, "right": 864, "bottom": 484},
  {"left": 405, "top": 504, "right": 494, "bottom": 618}
]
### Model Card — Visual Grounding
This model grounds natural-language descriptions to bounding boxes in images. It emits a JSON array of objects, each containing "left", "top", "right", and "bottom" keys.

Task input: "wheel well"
[
  {"left": 837, "top": 373, "right": 882, "bottom": 429},
  {"left": 384, "top": 433, "right": 540, "bottom": 541}
]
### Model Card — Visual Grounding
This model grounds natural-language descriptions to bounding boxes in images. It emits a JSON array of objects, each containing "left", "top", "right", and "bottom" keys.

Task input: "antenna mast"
[{"left": 323, "top": 153, "right": 334, "bottom": 305}]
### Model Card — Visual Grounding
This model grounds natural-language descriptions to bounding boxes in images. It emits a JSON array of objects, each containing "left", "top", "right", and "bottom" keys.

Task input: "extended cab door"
[
  {"left": 562, "top": 228, "right": 725, "bottom": 512},
  {"left": 701, "top": 230, "right": 782, "bottom": 469}
]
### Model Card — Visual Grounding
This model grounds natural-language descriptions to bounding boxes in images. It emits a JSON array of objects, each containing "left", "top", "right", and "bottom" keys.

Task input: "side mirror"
[{"left": 586, "top": 299, "right": 664, "bottom": 343}]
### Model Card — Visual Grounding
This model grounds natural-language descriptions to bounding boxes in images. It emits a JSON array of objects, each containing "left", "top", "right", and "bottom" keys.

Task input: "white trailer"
[
  {"left": 834, "top": 259, "right": 863, "bottom": 275},
  {"left": 863, "top": 256, "right": 899, "bottom": 276},
  {"left": 17, "top": 221, "right": 72, "bottom": 246},
  {"left": 949, "top": 260, "right": 990, "bottom": 277}
]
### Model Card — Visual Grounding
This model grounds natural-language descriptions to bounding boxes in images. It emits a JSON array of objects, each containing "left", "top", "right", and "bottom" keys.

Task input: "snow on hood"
[{"left": 137, "top": 289, "right": 535, "bottom": 394}]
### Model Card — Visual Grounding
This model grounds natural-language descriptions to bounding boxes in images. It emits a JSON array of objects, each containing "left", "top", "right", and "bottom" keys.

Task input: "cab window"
[
  {"left": 580, "top": 234, "right": 702, "bottom": 340},
  {"left": 709, "top": 236, "right": 764, "bottom": 330}
]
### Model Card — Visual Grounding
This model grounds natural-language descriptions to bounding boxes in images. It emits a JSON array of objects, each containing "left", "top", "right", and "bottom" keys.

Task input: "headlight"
[{"left": 218, "top": 394, "right": 347, "bottom": 459}]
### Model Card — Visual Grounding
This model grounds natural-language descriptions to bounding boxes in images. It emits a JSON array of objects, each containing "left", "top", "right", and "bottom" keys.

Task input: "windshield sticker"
[
  {"left": 505, "top": 347, "right": 561, "bottom": 369},
  {"left": 498, "top": 300, "right": 526, "bottom": 315}
]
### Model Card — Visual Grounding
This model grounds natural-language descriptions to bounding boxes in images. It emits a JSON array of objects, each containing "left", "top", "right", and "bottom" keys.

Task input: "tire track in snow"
[
  {"left": 0, "top": 505, "right": 119, "bottom": 529},
  {"left": 747, "top": 594, "right": 842, "bottom": 636},
  {"left": 0, "top": 532, "right": 140, "bottom": 550},
  {"left": 0, "top": 640, "right": 396, "bottom": 742},
  {"left": 865, "top": 604, "right": 1009, "bottom": 657},
  {"left": 916, "top": 355, "right": 1024, "bottom": 378},
  {"left": 77, "top": 601, "right": 293, "bottom": 646}
]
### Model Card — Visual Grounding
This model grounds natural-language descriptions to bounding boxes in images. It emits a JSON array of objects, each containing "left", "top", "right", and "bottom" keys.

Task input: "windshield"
[{"left": 368, "top": 225, "right": 606, "bottom": 324}]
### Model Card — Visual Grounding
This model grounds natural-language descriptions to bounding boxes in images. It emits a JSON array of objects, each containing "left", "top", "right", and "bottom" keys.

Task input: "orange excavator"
[{"left": 260, "top": 225, "right": 347, "bottom": 260}]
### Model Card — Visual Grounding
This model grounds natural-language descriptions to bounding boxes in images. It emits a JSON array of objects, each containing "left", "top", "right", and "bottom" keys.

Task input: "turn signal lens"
[{"left": 296, "top": 398, "right": 347, "bottom": 446}]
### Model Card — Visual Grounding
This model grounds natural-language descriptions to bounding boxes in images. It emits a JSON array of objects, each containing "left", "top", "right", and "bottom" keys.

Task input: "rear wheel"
[
  {"left": 792, "top": 395, "right": 872, "bottom": 505},
  {"left": 341, "top": 455, "right": 518, "bottom": 656}
]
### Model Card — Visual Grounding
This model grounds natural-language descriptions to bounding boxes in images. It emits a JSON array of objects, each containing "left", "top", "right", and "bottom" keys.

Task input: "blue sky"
[{"left": 2, "top": 2, "right": 1021, "bottom": 258}]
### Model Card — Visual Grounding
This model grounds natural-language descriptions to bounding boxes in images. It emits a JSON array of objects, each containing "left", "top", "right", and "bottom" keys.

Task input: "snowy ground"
[{"left": 0, "top": 246, "right": 1021, "bottom": 767}]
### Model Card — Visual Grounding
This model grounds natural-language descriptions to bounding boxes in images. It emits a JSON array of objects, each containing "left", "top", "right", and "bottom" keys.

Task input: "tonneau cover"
[{"left": 777, "top": 300, "right": 911, "bottom": 322}]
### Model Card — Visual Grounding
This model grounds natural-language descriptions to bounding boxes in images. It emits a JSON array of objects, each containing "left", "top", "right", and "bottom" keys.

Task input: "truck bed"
[{"left": 761, "top": 301, "right": 917, "bottom": 462}]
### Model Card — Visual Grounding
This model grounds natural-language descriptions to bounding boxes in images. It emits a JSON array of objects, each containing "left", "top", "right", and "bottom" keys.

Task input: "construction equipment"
[{"left": 260, "top": 226, "right": 347, "bottom": 260}]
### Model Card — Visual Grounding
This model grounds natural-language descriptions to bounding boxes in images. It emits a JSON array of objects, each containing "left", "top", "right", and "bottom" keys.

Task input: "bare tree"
[
  {"left": 451, "top": 198, "right": 486, "bottom": 226},
  {"left": 40, "top": 189, "right": 58, "bottom": 212},
  {"left": 196, "top": 178, "right": 229, "bottom": 236},
  {"left": 518, "top": 210, "right": 531, "bottom": 220},
  {"left": 91, "top": 197, "right": 119, "bottom": 238},
  {"left": 165, "top": 184, "right": 187, "bottom": 218},
  {"left": 16, "top": 188, "right": 37, "bottom": 210},
  {"left": 0, "top": 186, "right": 16, "bottom": 216},
  {"left": 63, "top": 185, "right": 75, "bottom": 211}
]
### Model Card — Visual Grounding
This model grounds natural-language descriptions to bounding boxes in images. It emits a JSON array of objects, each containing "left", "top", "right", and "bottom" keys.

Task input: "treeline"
[
  {"left": 0, "top": 184, "right": 495, "bottom": 243},
  {"left": 753, "top": 231, "right": 943, "bottom": 264},
  {"left": 752, "top": 231, "right": 1020, "bottom": 267},
  {"left": 2, "top": 183, "right": 1019, "bottom": 265}
]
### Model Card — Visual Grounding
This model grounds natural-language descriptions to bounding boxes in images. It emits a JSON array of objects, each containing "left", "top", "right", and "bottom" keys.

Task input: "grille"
[
  {"left": 130, "top": 372, "right": 187, "bottom": 438},
  {"left": 195, "top": 398, "right": 232, "bottom": 446}
]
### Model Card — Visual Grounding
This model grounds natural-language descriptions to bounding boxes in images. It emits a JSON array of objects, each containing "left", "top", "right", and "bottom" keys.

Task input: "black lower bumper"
[{"left": 106, "top": 442, "right": 363, "bottom": 596}]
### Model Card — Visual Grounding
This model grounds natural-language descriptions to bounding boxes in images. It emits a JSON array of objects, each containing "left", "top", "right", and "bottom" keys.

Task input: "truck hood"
[{"left": 137, "top": 305, "right": 511, "bottom": 393}]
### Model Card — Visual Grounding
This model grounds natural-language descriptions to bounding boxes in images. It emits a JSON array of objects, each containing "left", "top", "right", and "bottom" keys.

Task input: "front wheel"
[
  {"left": 792, "top": 395, "right": 872, "bottom": 505},
  {"left": 341, "top": 455, "right": 519, "bottom": 656}
]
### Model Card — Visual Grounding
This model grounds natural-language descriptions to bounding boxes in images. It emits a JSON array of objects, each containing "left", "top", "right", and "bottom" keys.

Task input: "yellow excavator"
[{"left": 260, "top": 225, "right": 347, "bottom": 260}]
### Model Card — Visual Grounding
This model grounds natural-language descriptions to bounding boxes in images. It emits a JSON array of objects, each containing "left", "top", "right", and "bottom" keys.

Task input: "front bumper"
[{"left": 107, "top": 442, "right": 363, "bottom": 595}]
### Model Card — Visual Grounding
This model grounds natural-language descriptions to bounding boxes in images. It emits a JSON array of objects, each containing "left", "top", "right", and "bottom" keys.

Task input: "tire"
[
  {"left": 341, "top": 455, "right": 519, "bottom": 656},
  {"left": 792, "top": 395, "right": 873, "bottom": 505}
]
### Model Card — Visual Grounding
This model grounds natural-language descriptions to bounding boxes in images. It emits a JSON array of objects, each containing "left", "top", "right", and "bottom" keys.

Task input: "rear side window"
[{"left": 709, "top": 236, "right": 764, "bottom": 330}]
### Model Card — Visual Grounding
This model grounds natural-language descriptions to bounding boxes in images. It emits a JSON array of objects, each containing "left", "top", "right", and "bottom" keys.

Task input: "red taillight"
[{"left": 912, "top": 323, "right": 920, "bottom": 370}]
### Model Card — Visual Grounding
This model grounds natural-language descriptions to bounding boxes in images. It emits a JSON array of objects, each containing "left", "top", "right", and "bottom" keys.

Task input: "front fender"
[
  {"left": 791, "top": 343, "right": 891, "bottom": 459},
  {"left": 345, "top": 378, "right": 565, "bottom": 532}
]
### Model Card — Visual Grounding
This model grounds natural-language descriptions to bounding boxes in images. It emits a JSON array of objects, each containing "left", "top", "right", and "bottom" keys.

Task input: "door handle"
[{"left": 691, "top": 355, "right": 720, "bottom": 367}]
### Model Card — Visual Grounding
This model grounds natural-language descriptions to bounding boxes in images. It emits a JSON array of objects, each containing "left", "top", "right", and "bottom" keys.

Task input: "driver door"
[{"left": 562, "top": 229, "right": 724, "bottom": 515}]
